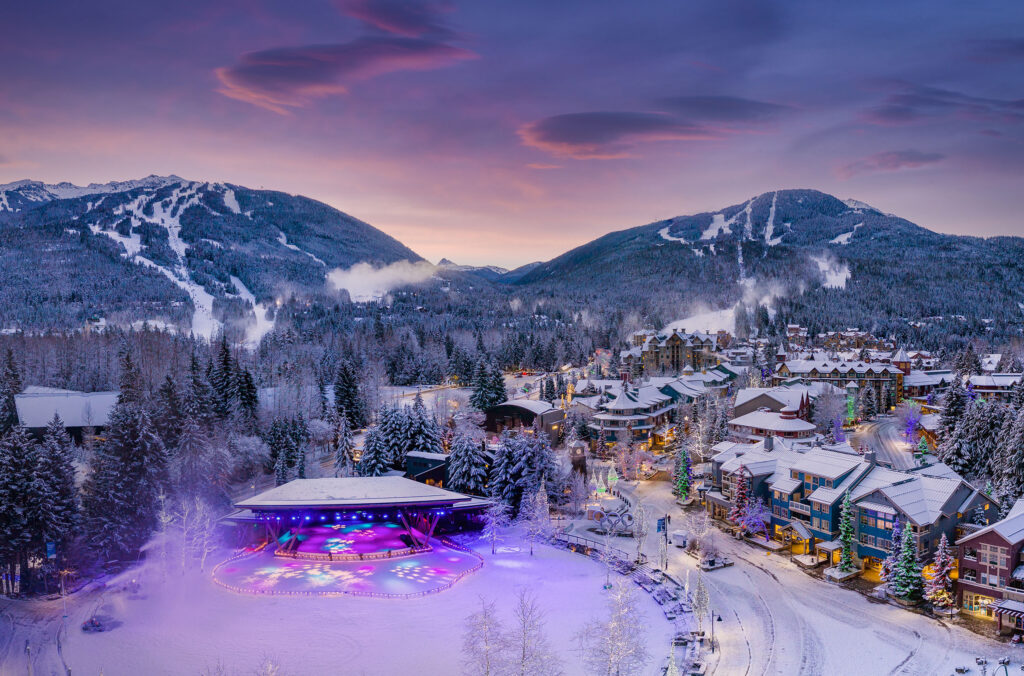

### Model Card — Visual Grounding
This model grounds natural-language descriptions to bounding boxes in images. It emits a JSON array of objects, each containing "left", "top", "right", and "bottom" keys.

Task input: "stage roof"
[{"left": 235, "top": 477, "right": 473, "bottom": 511}]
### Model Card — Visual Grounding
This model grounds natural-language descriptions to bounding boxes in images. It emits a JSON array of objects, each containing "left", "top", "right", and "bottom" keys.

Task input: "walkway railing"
[{"left": 274, "top": 545, "right": 430, "bottom": 562}]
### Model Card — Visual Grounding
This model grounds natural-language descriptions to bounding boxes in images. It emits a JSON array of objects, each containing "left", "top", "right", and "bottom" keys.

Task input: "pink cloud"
[{"left": 837, "top": 149, "right": 945, "bottom": 178}]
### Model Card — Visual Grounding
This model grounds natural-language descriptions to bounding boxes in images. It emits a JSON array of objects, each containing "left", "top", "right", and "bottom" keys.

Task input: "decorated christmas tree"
[
  {"left": 674, "top": 440, "right": 692, "bottom": 499},
  {"left": 892, "top": 525, "right": 923, "bottom": 601},
  {"left": 880, "top": 517, "right": 902, "bottom": 584},
  {"left": 924, "top": 533, "right": 955, "bottom": 610},
  {"left": 728, "top": 469, "right": 749, "bottom": 523},
  {"left": 838, "top": 491, "right": 856, "bottom": 572}
]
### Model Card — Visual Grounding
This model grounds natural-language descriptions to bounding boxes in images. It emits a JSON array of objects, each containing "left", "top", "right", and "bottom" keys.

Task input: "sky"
[{"left": 1, "top": 1, "right": 1022, "bottom": 268}]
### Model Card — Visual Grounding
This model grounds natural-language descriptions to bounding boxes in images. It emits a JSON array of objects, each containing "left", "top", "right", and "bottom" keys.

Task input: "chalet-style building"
[
  {"left": 732, "top": 382, "right": 844, "bottom": 421},
  {"left": 619, "top": 328, "right": 727, "bottom": 377},
  {"left": 727, "top": 408, "right": 817, "bottom": 442},
  {"left": 773, "top": 358, "right": 905, "bottom": 405},
  {"left": 966, "top": 373, "right": 1023, "bottom": 403},
  {"left": 956, "top": 499, "right": 1024, "bottom": 630},
  {"left": 704, "top": 438, "right": 994, "bottom": 574},
  {"left": 484, "top": 400, "right": 564, "bottom": 445}
]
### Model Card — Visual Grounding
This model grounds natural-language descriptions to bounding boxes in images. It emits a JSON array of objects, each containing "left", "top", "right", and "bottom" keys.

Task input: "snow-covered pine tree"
[
  {"left": 407, "top": 392, "right": 443, "bottom": 457},
  {"left": 0, "top": 425, "right": 44, "bottom": 588},
  {"left": 487, "top": 363, "right": 507, "bottom": 408},
  {"left": 447, "top": 432, "right": 489, "bottom": 495},
  {"left": 858, "top": 385, "right": 877, "bottom": 420},
  {"left": 154, "top": 375, "right": 183, "bottom": 449},
  {"left": 235, "top": 368, "right": 260, "bottom": 432},
  {"left": 994, "top": 407, "right": 1024, "bottom": 513},
  {"left": 274, "top": 447, "right": 289, "bottom": 486},
  {"left": 891, "top": 525, "right": 923, "bottom": 601},
  {"left": 488, "top": 432, "right": 519, "bottom": 509},
  {"left": 924, "top": 533, "right": 955, "bottom": 611},
  {"left": 728, "top": 469, "right": 749, "bottom": 523},
  {"left": 334, "top": 359, "right": 367, "bottom": 429},
  {"left": 357, "top": 426, "right": 391, "bottom": 477},
  {"left": 81, "top": 400, "right": 168, "bottom": 559},
  {"left": 37, "top": 414, "right": 78, "bottom": 554},
  {"left": 938, "top": 380, "right": 967, "bottom": 439},
  {"left": 881, "top": 517, "right": 901, "bottom": 584},
  {"left": 183, "top": 352, "right": 216, "bottom": 429},
  {"left": 938, "top": 411, "right": 975, "bottom": 477},
  {"left": 334, "top": 410, "right": 355, "bottom": 477},
  {"left": 469, "top": 360, "right": 490, "bottom": 411},
  {"left": 674, "top": 437, "right": 692, "bottom": 499},
  {"left": 838, "top": 491, "right": 855, "bottom": 572},
  {"left": 175, "top": 415, "right": 214, "bottom": 497},
  {"left": 209, "top": 334, "right": 237, "bottom": 420},
  {"left": 116, "top": 344, "right": 144, "bottom": 406}
]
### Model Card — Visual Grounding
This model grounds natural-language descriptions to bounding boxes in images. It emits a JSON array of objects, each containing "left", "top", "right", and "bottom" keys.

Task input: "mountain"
[
  {"left": 513, "top": 189, "right": 1024, "bottom": 335},
  {"left": 0, "top": 176, "right": 421, "bottom": 341},
  {"left": 437, "top": 258, "right": 509, "bottom": 282}
]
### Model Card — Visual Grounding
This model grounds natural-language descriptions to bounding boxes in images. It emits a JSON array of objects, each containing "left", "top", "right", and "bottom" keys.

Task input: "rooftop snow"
[{"left": 236, "top": 477, "right": 472, "bottom": 510}]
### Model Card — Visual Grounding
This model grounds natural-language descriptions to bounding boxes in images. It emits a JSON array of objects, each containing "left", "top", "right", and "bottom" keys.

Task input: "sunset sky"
[{"left": 1, "top": 1, "right": 1022, "bottom": 267}]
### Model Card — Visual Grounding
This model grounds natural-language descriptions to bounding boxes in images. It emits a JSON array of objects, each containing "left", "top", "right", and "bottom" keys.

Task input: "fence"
[{"left": 274, "top": 545, "right": 430, "bottom": 562}]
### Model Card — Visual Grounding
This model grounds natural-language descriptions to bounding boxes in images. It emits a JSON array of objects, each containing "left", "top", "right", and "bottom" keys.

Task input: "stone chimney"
[
  {"left": 764, "top": 435, "right": 774, "bottom": 452},
  {"left": 864, "top": 450, "right": 876, "bottom": 466}
]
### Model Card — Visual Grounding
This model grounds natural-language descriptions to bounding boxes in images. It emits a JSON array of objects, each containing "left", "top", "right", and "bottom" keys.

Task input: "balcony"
[{"left": 789, "top": 501, "right": 811, "bottom": 515}]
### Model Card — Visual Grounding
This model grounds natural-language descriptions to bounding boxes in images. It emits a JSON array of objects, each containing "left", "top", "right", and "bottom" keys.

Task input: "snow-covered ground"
[
  {"left": 5, "top": 532, "right": 673, "bottom": 676},
  {"left": 627, "top": 481, "right": 1023, "bottom": 675},
  {"left": 230, "top": 276, "right": 275, "bottom": 348},
  {"left": 664, "top": 307, "right": 736, "bottom": 334},
  {"left": 811, "top": 254, "right": 852, "bottom": 289},
  {"left": 830, "top": 222, "right": 863, "bottom": 245}
]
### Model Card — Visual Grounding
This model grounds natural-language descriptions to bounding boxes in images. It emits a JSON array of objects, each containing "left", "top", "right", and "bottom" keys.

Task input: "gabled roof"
[
  {"left": 728, "top": 410, "right": 816, "bottom": 433},
  {"left": 957, "top": 499, "right": 1024, "bottom": 546},
  {"left": 493, "top": 399, "right": 556, "bottom": 415},
  {"left": 873, "top": 475, "right": 963, "bottom": 525}
]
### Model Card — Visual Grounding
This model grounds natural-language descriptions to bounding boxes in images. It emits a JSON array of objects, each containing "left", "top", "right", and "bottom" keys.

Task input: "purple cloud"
[
  {"left": 336, "top": 0, "right": 456, "bottom": 38},
  {"left": 838, "top": 149, "right": 945, "bottom": 178},
  {"left": 217, "top": 37, "right": 475, "bottom": 114},
  {"left": 657, "top": 95, "right": 791, "bottom": 123},
  {"left": 861, "top": 82, "right": 1024, "bottom": 126},
  {"left": 966, "top": 38, "right": 1024, "bottom": 63},
  {"left": 518, "top": 112, "right": 717, "bottom": 159}
]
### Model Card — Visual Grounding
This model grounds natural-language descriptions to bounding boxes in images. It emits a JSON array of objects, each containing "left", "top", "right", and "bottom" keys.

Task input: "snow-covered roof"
[
  {"left": 958, "top": 498, "right": 1024, "bottom": 546},
  {"left": 777, "top": 359, "right": 903, "bottom": 376},
  {"left": 728, "top": 410, "right": 816, "bottom": 433},
  {"left": 772, "top": 477, "right": 801, "bottom": 494},
  {"left": 406, "top": 451, "right": 448, "bottom": 461},
  {"left": 236, "top": 477, "right": 472, "bottom": 510},
  {"left": 14, "top": 388, "right": 119, "bottom": 428},
  {"left": 494, "top": 399, "right": 556, "bottom": 415},
  {"left": 790, "top": 452, "right": 862, "bottom": 481},
  {"left": 873, "top": 476, "right": 963, "bottom": 525},
  {"left": 967, "top": 373, "right": 1023, "bottom": 389},
  {"left": 602, "top": 385, "right": 671, "bottom": 412}
]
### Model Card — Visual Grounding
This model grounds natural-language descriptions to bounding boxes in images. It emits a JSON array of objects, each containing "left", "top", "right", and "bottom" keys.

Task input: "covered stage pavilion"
[
  {"left": 227, "top": 477, "right": 486, "bottom": 562},
  {"left": 216, "top": 477, "right": 488, "bottom": 597}
]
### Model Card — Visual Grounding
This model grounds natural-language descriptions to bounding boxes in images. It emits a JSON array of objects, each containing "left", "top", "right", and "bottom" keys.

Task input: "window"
[
  {"left": 964, "top": 547, "right": 978, "bottom": 561},
  {"left": 962, "top": 569, "right": 977, "bottom": 582}
]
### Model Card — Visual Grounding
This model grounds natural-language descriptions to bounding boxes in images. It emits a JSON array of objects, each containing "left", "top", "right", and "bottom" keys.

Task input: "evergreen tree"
[
  {"left": 334, "top": 359, "right": 367, "bottom": 429},
  {"left": 154, "top": 375, "right": 183, "bottom": 449},
  {"left": 488, "top": 432, "right": 519, "bottom": 508},
  {"left": 37, "top": 414, "right": 78, "bottom": 553},
  {"left": 881, "top": 518, "right": 902, "bottom": 585},
  {"left": 858, "top": 385, "right": 877, "bottom": 420},
  {"left": 264, "top": 418, "right": 295, "bottom": 473},
  {"left": 925, "top": 533, "right": 955, "bottom": 611},
  {"left": 358, "top": 426, "right": 391, "bottom": 477},
  {"left": 938, "top": 380, "right": 967, "bottom": 439},
  {"left": 0, "top": 349, "right": 21, "bottom": 437},
  {"left": 891, "top": 525, "right": 923, "bottom": 601},
  {"left": 674, "top": 438, "right": 692, "bottom": 500},
  {"left": 117, "top": 344, "right": 144, "bottom": 406},
  {"left": 174, "top": 415, "right": 226, "bottom": 503},
  {"left": 469, "top": 360, "right": 489, "bottom": 411},
  {"left": 838, "top": 491, "right": 855, "bottom": 572},
  {"left": 81, "top": 401, "right": 168, "bottom": 559},
  {"left": 183, "top": 352, "right": 216, "bottom": 428},
  {"left": 209, "top": 335, "right": 237, "bottom": 419},
  {"left": 447, "top": 433, "right": 489, "bottom": 495},
  {"left": 406, "top": 392, "right": 443, "bottom": 458},
  {"left": 994, "top": 407, "right": 1024, "bottom": 512},
  {"left": 0, "top": 426, "right": 44, "bottom": 588},
  {"left": 728, "top": 469, "right": 749, "bottom": 523},
  {"left": 334, "top": 410, "right": 355, "bottom": 477},
  {"left": 274, "top": 447, "right": 289, "bottom": 486},
  {"left": 235, "top": 368, "right": 259, "bottom": 432}
]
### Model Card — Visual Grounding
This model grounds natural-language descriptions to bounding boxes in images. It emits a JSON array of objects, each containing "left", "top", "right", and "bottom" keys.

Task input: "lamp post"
[{"left": 710, "top": 608, "right": 723, "bottom": 653}]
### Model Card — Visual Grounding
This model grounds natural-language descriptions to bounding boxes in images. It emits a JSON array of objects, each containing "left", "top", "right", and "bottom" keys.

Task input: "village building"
[
  {"left": 483, "top": 399, "right": 564, "bottom": 445},
  {"left": 773, "top": 357, "right": 905, "bottom": 406},
  {"left": 956, "top": 498, "right": 1024, "bottom": 630},
  {"left": 14, "top": 385, "right": 119, "bottom": 442}
]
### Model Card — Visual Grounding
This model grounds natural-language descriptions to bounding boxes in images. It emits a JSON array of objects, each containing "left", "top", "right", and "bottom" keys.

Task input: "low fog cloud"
[{"left": 328, "top": 260, "right": 436, "bottom": 302}]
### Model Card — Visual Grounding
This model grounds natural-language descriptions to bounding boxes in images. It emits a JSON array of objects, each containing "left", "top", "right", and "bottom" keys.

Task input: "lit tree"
[
  {"left": 691, "top": 570, "right": 710, "bottom": 634},
  {"left": 461, "top": 596, "right": 506, "bottom": 676},
  {"left": 880, "top": 517, "right": 901, "bottom": 584},
  {"left": 507, "top": 589, "right": 560, "bottom": 676},
  {"left": 891, "top": 525, "right": 923, "bottom": 601},
  {"left": 576, "top": 577, "right": 650, "bottom": 676},
  {"left": 740, "top": 498, "right": 770, "bottom": 541},
  {"left": 837, "top": 491, "right": 856, "bottom": 572},
  {"left": 674, "top": 437, "right": 692, "bottom": 500},
  {"left": 925, "top": 533, "right": 955, "bottom": 611},
  {"left": 481, "top": 501, "right": 510, "bottom": 555},
  {"left": 728, "top": 469, "right": 749, "bottom": 524},
  {"left": 517, "top": 480, "right": 552, "bottom": 555},
  {"left": 633, "top": 502, "right": 650, "bottom": 564}
]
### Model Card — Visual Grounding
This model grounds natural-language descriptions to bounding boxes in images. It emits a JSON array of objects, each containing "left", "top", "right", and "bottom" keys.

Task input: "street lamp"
[{"left": 710, "top": 609, "right": 723, "bottom": 653}]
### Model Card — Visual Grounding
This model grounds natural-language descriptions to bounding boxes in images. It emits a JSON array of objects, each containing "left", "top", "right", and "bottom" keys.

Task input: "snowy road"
[
  {"left": 852, "top": 417, "right": 917, "bottom": 470},
  {"left": 628, "top": 480, "right": 1021, "bottom": 675}
]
